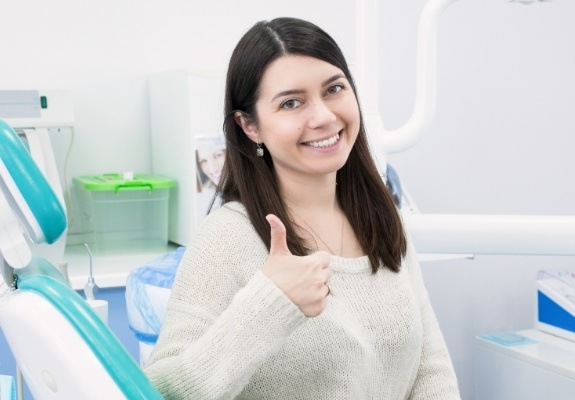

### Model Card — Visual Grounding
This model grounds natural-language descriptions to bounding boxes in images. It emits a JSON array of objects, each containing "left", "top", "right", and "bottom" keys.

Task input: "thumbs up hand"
[{"left": 263, "top": 214, "right": 331, "bottom": 317}]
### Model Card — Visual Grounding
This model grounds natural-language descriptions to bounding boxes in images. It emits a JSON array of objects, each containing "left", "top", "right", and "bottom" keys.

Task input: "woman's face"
[
  {"left": 241, "top": 55, "right": 360, "bottom": 184},
  {"left": 197, "top": 148, "right": 226, "bottom": 185}
]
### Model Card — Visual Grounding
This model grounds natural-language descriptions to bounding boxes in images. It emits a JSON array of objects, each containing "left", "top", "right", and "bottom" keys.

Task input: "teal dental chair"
[{"left": 0, "top": 119, "right": 163, "bottom": 399}]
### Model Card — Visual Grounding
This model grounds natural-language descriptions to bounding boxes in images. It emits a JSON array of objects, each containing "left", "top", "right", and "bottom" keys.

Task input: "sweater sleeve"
[
  {"left": 144, "top": 206, "right": 307, "bottom": 399},
  {"left": 404, "top": 237, "right": 461, "bottom": 400}
]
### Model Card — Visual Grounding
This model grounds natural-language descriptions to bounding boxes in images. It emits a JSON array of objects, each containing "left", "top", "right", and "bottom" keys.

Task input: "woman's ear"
[{"left": 234, "top": 111, "right": 259, "bottom": 144}]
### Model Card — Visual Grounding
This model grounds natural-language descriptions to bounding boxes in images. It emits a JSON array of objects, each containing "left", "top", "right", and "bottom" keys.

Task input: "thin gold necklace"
[{"left": 289, "top": 207, "right": 345, "bottom": 256}]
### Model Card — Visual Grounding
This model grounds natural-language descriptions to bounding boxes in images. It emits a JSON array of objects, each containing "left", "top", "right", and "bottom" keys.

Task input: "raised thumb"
[{"left": 266, "top": 214, "right": 291, "bottom": 256}]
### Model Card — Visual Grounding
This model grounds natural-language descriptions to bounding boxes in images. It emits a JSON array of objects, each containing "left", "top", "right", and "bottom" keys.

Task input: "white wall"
[
  {"left": 2, "top": 1, "right": 574, "bottom": 399},
  {"left": 1, "top": 0, "right": 355, "bottom": 177}
]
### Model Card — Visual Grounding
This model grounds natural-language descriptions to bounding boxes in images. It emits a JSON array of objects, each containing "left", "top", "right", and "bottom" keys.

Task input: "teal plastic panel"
[{"left": 0, "top": 119, "right": 66, "bottom": 244}]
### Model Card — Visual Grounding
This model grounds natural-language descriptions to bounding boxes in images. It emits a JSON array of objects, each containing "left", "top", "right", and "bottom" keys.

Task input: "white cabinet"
[
  {"left": 475, "top": 329, "right": 575, "bottom": 400},
  {"left": 149, "top": 69, "right": 225, "bottom": 246}
]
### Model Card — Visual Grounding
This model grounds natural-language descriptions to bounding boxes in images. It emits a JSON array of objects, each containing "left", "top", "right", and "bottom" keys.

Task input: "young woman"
[{"left": 144, "top": 17, "right": 460, "bottom": 399}]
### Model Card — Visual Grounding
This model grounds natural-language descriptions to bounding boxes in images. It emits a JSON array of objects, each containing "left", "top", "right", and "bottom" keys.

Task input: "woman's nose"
[
  {"left": 306, "top": 100, "right": 337, "bottom": 129},
  {"left": 206, "top": 160, "right": 216, "bottom": 173}
]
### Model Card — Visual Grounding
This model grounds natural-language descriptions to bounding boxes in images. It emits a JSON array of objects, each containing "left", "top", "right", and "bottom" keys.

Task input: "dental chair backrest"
[{"left": 0, "top": 119, "right": 162, "bottom": 399}]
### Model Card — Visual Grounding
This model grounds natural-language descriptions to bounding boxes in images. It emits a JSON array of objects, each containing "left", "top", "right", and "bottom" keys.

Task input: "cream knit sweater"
[{"left": 144, "top": 202, "right": 460, "bottom": 399}]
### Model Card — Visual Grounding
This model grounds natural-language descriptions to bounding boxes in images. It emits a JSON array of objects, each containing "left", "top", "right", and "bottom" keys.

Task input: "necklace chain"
[{"left": 288, "top": 207, "right": 345, "bottom": 256}]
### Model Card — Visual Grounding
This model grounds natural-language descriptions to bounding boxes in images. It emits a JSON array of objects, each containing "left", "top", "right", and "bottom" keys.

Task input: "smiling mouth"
[{"left": 303, "top": 132, "right": 340, "bottom": 148}]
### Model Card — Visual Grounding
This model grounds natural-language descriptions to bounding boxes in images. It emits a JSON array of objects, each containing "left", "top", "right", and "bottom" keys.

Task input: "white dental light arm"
[
  {"left": 358, "top": 0, "right": 548, "bottom": 156},
  {"left": 379, "top": 0, "right": 459, "bottom": 155},
  {"left": 405, "top": 214, "right": 575, "bottom": 256},
  {"left": 355, "top": 0, "right": 575, "bottom": 257},
  {"left": 355, "top": 0, "right": 450, "bottom": 158},
  {"left": 355, "top": 0, "right": 459, "bottom": 157}
]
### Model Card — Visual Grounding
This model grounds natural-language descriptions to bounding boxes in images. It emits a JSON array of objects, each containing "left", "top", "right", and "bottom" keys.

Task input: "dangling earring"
[{"left": 256, "top": 140, "right": 264, "bottom": 157}]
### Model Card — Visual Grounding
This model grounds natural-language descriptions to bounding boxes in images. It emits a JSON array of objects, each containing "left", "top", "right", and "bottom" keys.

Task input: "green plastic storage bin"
[{"left": 73, "top": 174, "right": 174, "bottom": 254}]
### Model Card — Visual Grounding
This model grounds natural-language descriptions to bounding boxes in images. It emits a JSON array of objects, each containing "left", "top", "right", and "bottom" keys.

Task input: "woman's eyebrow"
[
  {"left": 322, "top": 74, "right": 345, "bottom": 87},
  {"left": 271, "top": 89, "right": 305, "bottom": 103},
  {"left": 270, "top": 74, "right": 346, "bottom": 103}
]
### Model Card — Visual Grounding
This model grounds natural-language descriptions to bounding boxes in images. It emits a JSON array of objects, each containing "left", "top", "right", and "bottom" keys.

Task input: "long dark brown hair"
[{"left": 217, "top": 17, "right": 406, "bottom": 273}]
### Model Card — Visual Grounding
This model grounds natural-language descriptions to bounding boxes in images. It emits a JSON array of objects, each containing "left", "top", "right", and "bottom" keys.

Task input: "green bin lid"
[{"left": 73, "top": 173, "right": 175, "bottom": 192}]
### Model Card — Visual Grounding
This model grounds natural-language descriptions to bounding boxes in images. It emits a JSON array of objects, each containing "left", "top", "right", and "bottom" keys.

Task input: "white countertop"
[
  {"left": 476, "top": 329, "right": 575, "bottom": 380},
  {"left": 64, "top": 243, "right": 178, "bottom": 290}
]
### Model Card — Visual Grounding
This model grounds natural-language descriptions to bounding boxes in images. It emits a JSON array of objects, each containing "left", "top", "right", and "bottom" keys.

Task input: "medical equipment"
[
  {"left": 474, "top": 270, "right": 575, "bottom": 400},
  {"left": 0, "top": 90, "right": 71, "bottom": 270},
  {"left": 474, "top": 269, "right": 575, "bottom": 399},
  {"left": 355, "top": 0, "right": 575, "bottom": 257},
  {"left": 83, "top": 243, "right": 99, "bottom": 301},
  {"left": 81, "top": 242, "right": 111, "bottom": 324},
  {"left": 357, "top": 0, "right": 554, "bottom": 159},
  {"left": 370, "top": 3, "right": 575, "bottom": 397},
  {"left": 0, "top": 119, "right": 162, "bottom": 399},
  {"left": 536, "top": 269, "right": 575, "bottom": 342}
]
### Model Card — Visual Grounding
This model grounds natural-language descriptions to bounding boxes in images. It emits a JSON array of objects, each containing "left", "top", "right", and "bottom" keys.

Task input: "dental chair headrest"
[{"left": 0, "top": 119, "right": 67, "bottom": 270}]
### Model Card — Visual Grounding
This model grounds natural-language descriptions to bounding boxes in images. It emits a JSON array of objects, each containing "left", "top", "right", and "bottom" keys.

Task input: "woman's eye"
[
  {"left": 327, "top": 84, "right": 344, "bottom": 95},
  {"left": 281, "top": 99, "right": 301, "bottom": 109}
]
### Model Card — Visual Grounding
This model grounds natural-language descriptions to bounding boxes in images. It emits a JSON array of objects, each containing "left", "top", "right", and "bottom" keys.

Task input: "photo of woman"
[{"left": 195, "top": 135, "right": 226, "bottom": 192}]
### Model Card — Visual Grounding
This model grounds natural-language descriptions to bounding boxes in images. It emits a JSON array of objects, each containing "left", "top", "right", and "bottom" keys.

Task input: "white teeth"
[{"left": 306, "top": 133, "right": 340, "bottom": 148}]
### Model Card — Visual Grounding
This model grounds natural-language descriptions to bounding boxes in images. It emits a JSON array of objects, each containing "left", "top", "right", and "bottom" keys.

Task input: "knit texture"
[{"left": 144, "top": 202, "right": 460, "bottom": 399}]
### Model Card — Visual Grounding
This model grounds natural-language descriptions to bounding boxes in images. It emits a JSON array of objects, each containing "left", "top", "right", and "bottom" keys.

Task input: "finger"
[
  {"left": 312, "top": 250, "right": 332, "bottom": 268},
  {"left": 266, "top": 214, "right": 291, "bottom": 256},
  {"left": 324, "top": 266, "right": 332, "bottom": 282}
]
